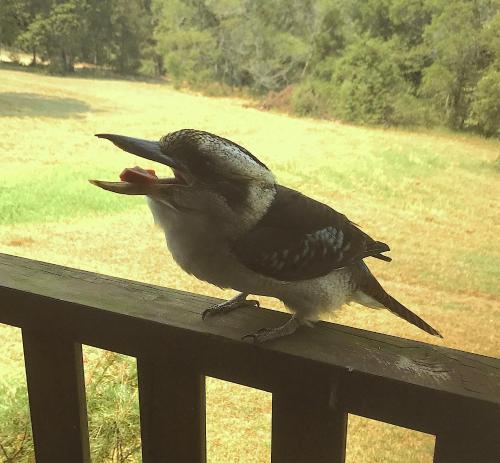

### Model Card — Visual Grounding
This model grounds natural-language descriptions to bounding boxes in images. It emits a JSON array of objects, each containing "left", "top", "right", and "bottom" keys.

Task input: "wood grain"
[{"left": 22, "top": 331, "right": 90, "bottom": 463}]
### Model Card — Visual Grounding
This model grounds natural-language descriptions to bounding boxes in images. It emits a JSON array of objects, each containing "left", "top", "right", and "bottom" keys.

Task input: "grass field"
[{"left": 0, "top": 67, "right": 499, "bottom": 462}]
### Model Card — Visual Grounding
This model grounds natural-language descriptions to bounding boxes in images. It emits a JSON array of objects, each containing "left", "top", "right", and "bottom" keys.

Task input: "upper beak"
[{"left": 95, "top": 133, "right": 182, "bottom": 170}]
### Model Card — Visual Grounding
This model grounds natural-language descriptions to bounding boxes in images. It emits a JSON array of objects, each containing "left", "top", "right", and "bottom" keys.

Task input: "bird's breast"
[
  {"left": 147, "top": 197, "right": 238, "bottom": 287},
  {"left": 167, "top": 233, "right": 227, "bottom": 285}
]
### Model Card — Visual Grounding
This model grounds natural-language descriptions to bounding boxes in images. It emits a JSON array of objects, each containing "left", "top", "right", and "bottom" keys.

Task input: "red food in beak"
[{"left": 119, "top": 166, "right": 158, "bottom": 184}]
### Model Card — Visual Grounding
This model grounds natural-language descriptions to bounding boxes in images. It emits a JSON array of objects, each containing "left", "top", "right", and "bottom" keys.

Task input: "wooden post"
[
  {"left": 272, "top": 372, "right": 347, "bottom": 463},
  {"left": 434, "top": 427, "right": 500, "bottom": 463},
  {"left": 22, "top": 330, "right": 90, "bottom": 463},
  {"left": 137, "top": 357, "right": 206, "bottom": 463}
]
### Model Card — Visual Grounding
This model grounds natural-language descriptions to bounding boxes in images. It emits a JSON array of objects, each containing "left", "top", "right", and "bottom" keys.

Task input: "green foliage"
[
  {"left": 469, "top": 68, "right": 500, "bottom": 136},
  {"left": 0, "top": 347, "right": 141, "bottom": 462},
  {"left": 152, "top": 0, "right": 314, "bottom": 91},
  {"left": 329, "top": 38, "right": 410, "bottom": 125},
  {"left": 0, "top": 1, "right": 24, "bottom": 46},
  {"left": 293, "top": 38, "right": 436, "bottom": 127},
  {"left": 6, "top": 0, "right": 151, "bottom": 74},
  {"left": 291, "top": 78, "right": 332, "bottom": 117},
  {"left": 85, "top": 350, "right": 141, "bottom": 462},
  {"left": 420, "top": 1, "right": 489, "bottom": 129},
  {"left": 0, "top": 361, "right": 33, "bottom": 462},
  {"left": 108, "top": 0, "right": 150, "bottom": 74},
  {"left": 80, "top": 0, "right": 119, "bottom": 69},
  {"left": 391, "top": 93, "right": 440, "bottom": 127},
  {"left": 153, "top": 0, "right": 218, "bottom": 84},
  {"left": 17, "top": 1, "right": 87, "bottom": 73},
  {"left": 1, "top": 0, "right": 499, "bottom": 133}
]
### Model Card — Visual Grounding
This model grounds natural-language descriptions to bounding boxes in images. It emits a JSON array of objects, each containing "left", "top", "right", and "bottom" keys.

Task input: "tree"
[
  {"left": 80, "top": 0, "right": 115, "bottom": 66},
  {"left": 0, "top": 0, "right": 23, "bottom": 48},
  {"left": 469, "top": 68, "right": 500, "bottom": 136},
  {"left": 330, "top": 38, "right": 412, "bottom": 124},
  {"left": 420, "top": 1, "right": 493, "bottom": 129},
  {"left": 17, "top": 1, "right": 87, "bottom": 72},
  {"left": 152, "top": 0, "right": 219, "bottom": 84},
  {"left": 108, "top": 0, "right": 150, "bottom": 74},
  {"left": 1, "top": 0, "right": 499, "bottom": 135},
  {"left": 2, "top": 0, "right": 53, "bottom": 64}
]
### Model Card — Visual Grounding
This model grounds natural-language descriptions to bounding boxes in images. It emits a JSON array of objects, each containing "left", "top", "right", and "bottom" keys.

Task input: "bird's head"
[{"left": 90, "top": 129, "right": 276, "bottom": 222}]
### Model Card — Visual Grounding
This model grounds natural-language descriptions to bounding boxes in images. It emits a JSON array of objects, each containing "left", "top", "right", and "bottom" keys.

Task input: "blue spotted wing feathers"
[{"left": 233, "top": 185, "right": 391, "bottom": 281}]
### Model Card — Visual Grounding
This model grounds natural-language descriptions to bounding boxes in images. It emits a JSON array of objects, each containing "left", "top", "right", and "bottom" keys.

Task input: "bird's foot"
[
  {"left": 202, "top": 293, "right": 259, "bottom": 320},
  {"left": 242, "top": 316, "right": 300, "bottom": 344}
]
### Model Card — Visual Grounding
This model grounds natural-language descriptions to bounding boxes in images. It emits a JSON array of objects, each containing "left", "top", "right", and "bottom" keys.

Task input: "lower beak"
[
  {"left": 89, "top": 179, "right": 156, "bottom": 195},
  {"left": 95, "top": 133, "right": 182, "bottom": 170}
]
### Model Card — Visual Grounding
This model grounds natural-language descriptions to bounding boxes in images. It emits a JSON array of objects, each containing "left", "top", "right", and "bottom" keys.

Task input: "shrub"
[
  {"left": 329, "top": 38, "right": 411, "bottom": 125},
  {"left": 468, "top": 68, "right": 500, "bottom": 137},
  {"left": 392, "top": 93, "right": 441, "bottom": 127},
  {"left": 292, "top": 38, "right": 421, "bottom": 126},
  {"left": 291, "top": 79, "right": 332, "bottom": 117}
]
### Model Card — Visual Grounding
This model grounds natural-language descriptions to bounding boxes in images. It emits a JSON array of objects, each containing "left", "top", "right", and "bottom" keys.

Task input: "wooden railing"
[{"left": 0, "top": 253, "right": 499, "bottom": 463}]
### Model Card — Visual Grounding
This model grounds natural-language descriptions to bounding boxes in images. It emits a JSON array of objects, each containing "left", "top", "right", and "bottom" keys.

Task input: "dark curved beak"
[{"left": 95, "top": 133, "right": 182, "bottom": 170}]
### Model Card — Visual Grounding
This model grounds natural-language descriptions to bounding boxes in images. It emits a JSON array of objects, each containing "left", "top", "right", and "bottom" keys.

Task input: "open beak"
[
  {"left": 95, "top": 133, "right": 182, "bottom": 170},
  {"left": 91, "top": 133, "right": 188, "bottom": 195}
]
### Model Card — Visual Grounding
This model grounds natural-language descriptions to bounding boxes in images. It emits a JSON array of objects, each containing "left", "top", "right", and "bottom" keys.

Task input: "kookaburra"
[{"left": 91, "top": 129, "right": 442, "bottom": 342}]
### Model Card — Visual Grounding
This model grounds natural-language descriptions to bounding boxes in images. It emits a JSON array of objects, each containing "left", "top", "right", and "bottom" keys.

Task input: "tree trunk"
[{"left": 154, "top": 54, "right": 164, "bottom": 76}]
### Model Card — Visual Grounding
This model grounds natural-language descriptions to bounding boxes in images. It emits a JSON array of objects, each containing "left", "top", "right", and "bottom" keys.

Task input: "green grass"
[
  {"left": 0, "top": 68, "right": 499, "bottom": 463},
  {"left": 1, "top": 164, "right": 143, "bottom": 225}
]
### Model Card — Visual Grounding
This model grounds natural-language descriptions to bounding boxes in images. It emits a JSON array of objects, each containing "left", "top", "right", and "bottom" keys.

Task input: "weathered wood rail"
[{"left": 0, "top": 253, "right": 499, "bottom": 462}]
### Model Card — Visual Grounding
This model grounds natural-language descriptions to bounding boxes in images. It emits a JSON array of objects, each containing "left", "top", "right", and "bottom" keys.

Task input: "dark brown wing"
[{"left": 233, "top": 185, "right": 390, "bottom": 281}]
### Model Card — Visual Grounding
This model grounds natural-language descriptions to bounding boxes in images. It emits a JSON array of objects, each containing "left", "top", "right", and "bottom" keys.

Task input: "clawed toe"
[
  {"left": 201, "top": 307, "right": 217, "bottom": 320},
  {"left": 241, "top": 317, "right": 301, "bottom": 343},
  {"left": 241, "top": 333, "right": 258, "bottom": 343},
  {"left": 201, "top": 293, "right": 260, "bottom": 321},
  {"left": 241, "top": 328, "right": 273, "bottom": 343},
  {"left": 202, "top": 303, "right": 237, "bottom": 320}
]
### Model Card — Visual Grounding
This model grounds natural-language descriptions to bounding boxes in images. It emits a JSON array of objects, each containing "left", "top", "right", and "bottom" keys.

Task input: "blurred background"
[{"left": 0, "top": 0, "right": 499, "bottom": 462}]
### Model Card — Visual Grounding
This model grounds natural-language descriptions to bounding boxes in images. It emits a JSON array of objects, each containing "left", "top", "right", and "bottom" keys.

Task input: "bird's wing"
[{"left": 233, "top": 185, "right": 390, "bottom": 281}]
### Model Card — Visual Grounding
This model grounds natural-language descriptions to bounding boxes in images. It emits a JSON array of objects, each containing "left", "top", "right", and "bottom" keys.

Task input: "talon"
[
  {"left": 241, "top": 317, "right": 300, "bottom": 343},
  {"left": 202, "top": 305, "right": 226, "bottom": 320},
  {"left": 201, "top": 293, "right": 258, "bottom": 321},
  {"left": 242, "top": 333, "right": 259, "bottom": 343},
  {"left": 242, "top": 328, "right": 271, "bottom": 343},
  {"left": 201, "top": 308, "right": 213, "bottom": 320}
]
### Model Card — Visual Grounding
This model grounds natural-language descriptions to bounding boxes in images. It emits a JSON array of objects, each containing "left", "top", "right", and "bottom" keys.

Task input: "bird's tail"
[{"left": 353, "top": 261, "right": 442, "bottom": 338}]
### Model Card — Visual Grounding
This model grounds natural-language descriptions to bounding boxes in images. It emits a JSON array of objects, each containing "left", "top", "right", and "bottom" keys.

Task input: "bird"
[{"left": 90, "top": 129, "right": 442, "bottom": 343}]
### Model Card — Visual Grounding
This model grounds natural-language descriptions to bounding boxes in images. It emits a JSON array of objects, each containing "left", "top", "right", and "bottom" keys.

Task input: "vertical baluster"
[
  {"left": 272, "top": 372, "right": 347, "bottom": 463},
  {"left": 22, "top": 330, "right": 90, "bottom": 463},
  {"left": 137, "top": 357, "right": 206, "bottom": 463}
]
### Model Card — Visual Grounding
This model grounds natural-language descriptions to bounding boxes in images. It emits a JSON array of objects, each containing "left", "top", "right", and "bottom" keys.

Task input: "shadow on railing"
[{"left": 0, "top": 253, "right": 499, "bottom": 463}]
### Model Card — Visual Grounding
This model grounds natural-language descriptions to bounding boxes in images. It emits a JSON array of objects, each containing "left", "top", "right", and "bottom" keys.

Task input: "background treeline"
[{"left": 1, "top": 0, "right": 499, "bottom": 135}]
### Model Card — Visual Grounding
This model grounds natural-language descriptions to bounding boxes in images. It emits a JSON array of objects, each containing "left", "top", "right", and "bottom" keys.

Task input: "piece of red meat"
[{"left": 119, "top": 166, "right": 157, "bottom": 184}]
